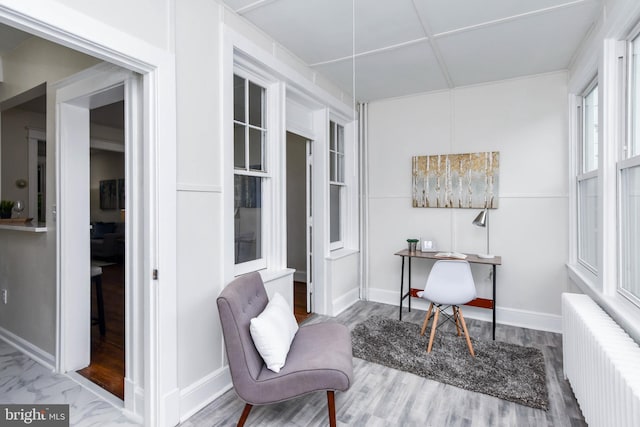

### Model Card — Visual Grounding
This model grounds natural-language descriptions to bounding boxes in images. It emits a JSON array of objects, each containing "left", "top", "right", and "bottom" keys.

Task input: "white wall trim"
[
  {"left": 179, "top": 367, "right": 232, "bottom": 423},
  {"left": 0, "top": 2, "right": 179, "bottom": 425},
  {"left": 368, "top": 288, "right": 562, "bottom": 333},
  {"left": 0, "top": 327, "right": 54, "bottom": 370},
  {"left": 176, "top": 183, "right": 223, "bottom": 193},
  {"left": 333, "top": 288, "right": 359, "bottom": 317}
]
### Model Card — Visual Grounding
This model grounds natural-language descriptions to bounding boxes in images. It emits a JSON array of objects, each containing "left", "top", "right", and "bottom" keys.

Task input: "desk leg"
[
  {"left": 408, "top": 257, "right": 412, "bottom": 313},
  {"left": 492, "top": 265, "right": 496, "bottom": 340},
  {"left": 399, "top": 256, "right": 405, "bottom": 321}
]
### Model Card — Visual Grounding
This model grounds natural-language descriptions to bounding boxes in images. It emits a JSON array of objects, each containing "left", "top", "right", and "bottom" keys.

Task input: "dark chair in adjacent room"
[{"left": 217, "top": 272, "right": 353, "bottom": 427}]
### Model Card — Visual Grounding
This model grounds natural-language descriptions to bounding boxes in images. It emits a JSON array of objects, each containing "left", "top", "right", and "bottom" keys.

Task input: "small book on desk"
[{"left": 434, "top": 251, "right": 467, "bottom": 259}]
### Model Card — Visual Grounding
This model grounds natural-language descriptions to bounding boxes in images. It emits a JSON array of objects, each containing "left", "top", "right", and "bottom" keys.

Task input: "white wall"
[
  {"left": 367, "top": 72, "right": 577, "bottom": 332},
  {"left": 0, "top": 36, "right": 100, "bottom": 356}
]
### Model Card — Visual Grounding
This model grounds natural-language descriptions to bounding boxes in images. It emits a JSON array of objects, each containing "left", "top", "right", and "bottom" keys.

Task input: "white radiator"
[{"left": 562, "top": 293, "right": 640, "bottom": 427}]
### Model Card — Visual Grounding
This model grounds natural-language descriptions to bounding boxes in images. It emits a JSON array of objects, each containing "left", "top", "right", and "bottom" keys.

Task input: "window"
[
  {"left": 619, "top": 33, "right": 640, "bottom": 304},
  {"left": 329, "top": 121, "right": 345, "bottom": 249},
  {"left": 234, "top": 73, "right": 267, "bottom": 266},
  {"left": 577, "top": 83, "right": 599, "bottom": 272}
]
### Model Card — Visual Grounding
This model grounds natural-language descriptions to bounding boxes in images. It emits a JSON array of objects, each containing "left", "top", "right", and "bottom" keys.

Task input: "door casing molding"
[{"left": 0, "top": 2, "right": 178, "bottom": 426}]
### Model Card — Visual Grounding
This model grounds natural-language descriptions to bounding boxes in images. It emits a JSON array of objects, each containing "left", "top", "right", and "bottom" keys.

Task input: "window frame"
[
  {"left": 576, "top": 79, "right": 599, "bottom": 274},
  {"left": 617, "top": 30, "right": 640, "bottom": 307},
  {"left": 329, "top": 119, "right": 346, "bottom": 251},
  {"left": 232, "top": 66, "right": 274, "bottom": 275}
]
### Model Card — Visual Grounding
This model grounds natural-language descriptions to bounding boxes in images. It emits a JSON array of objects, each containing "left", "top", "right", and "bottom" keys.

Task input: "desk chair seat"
[
  {"left": 91, "top": 266, "right": 106, "bottom": 336},
  {"left": 418, "top": 260, "right": 476, "bottom": 356}
]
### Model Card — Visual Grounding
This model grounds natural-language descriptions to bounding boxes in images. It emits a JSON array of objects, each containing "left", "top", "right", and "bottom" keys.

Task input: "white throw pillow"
[{"left": 249, "top": 292, "right": 299, "bottom": 373}]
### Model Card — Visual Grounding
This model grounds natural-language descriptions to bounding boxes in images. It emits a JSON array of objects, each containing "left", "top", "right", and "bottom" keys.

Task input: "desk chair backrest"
[{"left": 422, "top": 260, "right": 476, "bottom": 305}]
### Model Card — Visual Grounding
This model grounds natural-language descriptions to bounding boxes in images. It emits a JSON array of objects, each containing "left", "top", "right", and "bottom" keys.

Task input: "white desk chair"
[{"left": 417, "top": 260, "right": 476, "bottom": 356}]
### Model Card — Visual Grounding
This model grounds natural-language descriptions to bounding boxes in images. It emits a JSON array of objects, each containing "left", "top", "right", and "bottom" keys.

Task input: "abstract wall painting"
[{"left": 412, "top": 151, "right": 499, "bottom": 209}]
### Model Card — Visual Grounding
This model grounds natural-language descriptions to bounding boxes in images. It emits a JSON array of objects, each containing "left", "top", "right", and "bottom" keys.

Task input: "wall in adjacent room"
[{"left": 366, "top": 71, "right": 580, "bottom": 332}]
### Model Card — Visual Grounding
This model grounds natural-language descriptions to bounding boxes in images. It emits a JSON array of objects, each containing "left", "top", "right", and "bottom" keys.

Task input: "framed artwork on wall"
[
  {"left": 118, "top": 178, "right": 125, "bottom": 209},
  {"left": 412, "top": 151, "right": 499, "bottom": 209},
  {"left": 100, "top": 179, "right": 118, "bottom": 210}
]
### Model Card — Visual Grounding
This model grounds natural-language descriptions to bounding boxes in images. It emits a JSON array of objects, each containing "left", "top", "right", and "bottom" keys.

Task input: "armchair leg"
[
  {"left": 237, "top": 403, "right": 253, "bottom": 427},
  {"left": 327, "top": 391, "right": 336, "bottom": 427}
]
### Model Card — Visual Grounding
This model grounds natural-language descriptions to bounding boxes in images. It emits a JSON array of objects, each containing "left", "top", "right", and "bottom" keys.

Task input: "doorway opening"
[
  {"left": 77, "top": 100, "right": 126, "bottom": 399},
  {"left": 286, "top": 132, "right": 313, "bottom": 323}
]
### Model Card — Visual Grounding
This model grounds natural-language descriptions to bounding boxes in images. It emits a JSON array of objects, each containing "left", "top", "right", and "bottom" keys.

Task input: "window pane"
[
  {"left": 234, "top": 175, "right": 262, "bottom": 264},
  {"left": 330, "top": 152, "right": 336, "bottom": 181},
  {"left": 248, "top": 81, "right": 264, "bottom": 127},
  {"left": 578, "top": 177, "right": 598, "bottom": 270},
  {"left": 234, "top": 123, "right": 245, "bottom": 169},
  {"left": 330, "top": 184, "right": 341, "bottom": 243},
  {"left": 248, "top": 128, "right": 264, "bottom": 171},
  {"left": 631, "top": 37, "right": 640, "bottom": 158},
  {"left": 234, "top": 75, "right": 245, "bottom": 123},
  {"left": 337, "top": 124, "right": 344, "bottom": 153},
  {"left": 330, "top": 121, "right": 336, "bottom": 151},
  {"left": 583, "top": 86, "right": 598, "bottom": 172},
  {"left": 337, "top": 153, "right": 344, "bottom": 183},
  {"left": 620, "top": 165, "right": 640, "bottom": 300}
]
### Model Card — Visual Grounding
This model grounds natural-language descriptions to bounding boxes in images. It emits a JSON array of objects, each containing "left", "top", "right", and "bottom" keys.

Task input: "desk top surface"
[{"left": 394, "top": 249, "right": 502, "bottom": 265}]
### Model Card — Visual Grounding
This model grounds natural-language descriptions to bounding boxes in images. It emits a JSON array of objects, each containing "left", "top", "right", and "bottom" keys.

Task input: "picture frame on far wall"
[
  {"left": 100, "top": 179, "right": 118, "bottom": 210},
  {"left": 118, "top": 178, "right": 125, "bottom": 209}
]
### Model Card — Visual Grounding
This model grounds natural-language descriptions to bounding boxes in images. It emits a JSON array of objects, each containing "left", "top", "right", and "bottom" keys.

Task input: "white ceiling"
[{"left": 223, "top": 0, "right": 602, "bottom": 101}]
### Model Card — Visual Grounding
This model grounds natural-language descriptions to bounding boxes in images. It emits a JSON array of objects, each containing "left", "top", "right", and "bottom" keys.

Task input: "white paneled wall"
[{"left": 366, "top": 72, "right": 573, "bottom": 331}]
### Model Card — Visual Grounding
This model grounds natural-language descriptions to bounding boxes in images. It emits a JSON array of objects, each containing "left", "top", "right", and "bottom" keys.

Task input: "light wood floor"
[{"left": 181, "top": 301, "right": 586, "bottom": 427}]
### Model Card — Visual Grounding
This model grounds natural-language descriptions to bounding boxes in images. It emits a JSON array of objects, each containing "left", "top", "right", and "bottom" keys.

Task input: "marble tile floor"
[{"left": 0, "top": 340, "right": 140, "bottom": 426}]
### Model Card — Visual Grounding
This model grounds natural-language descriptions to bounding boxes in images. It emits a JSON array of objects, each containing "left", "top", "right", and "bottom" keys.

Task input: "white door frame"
[
  {"left": 54, "top": 62, "right": 142, "bottom": 411},
  {"left": 0, "top": 3, "right": 179, "bottom": 426}
]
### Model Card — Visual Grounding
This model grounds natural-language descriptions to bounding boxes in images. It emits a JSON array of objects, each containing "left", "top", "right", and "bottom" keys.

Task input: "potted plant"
[{"left": 0, "top": 200, "right": 14, "bottom": 219}]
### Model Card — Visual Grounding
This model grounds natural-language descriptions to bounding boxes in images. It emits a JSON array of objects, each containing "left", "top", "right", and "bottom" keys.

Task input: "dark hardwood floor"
[
  {"left": 76, "top": 273, "right": 307, "bottom": 400},
  {"left": 293, "top": 281, "right": 312, "bottom": 324},
  {"left": 77, "top": 262, "right": 125, "bottom": 400}
]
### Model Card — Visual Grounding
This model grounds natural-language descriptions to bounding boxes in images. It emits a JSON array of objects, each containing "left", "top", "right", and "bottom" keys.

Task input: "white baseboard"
[
  {"left": 179, "top": 366, "right": 232, "bottom": 423},
  {"left": 124, "top": 378, "right": 145, "bottom": 423},
  {"left": 333, "top": 288, "right": 359, "bottom": 317},
  {"left": 367, "top": 288, "right": 562, "bottom": 333},
  {"left": 0, "top": 326, "right": 54, "bottom": 370},
  {"left": 293, "top": 270, "right": 307, "bottom": 282}
]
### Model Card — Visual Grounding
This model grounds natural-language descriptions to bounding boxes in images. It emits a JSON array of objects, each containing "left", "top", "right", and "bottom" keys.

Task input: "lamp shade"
[{"left": 472, "top": 209, "right": 487, "bottom": 227}]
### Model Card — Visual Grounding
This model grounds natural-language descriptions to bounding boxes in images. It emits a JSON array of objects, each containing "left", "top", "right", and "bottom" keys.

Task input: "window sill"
[
  {"left": 566, "top": 263, "right": 640, "bottom": 345},
  {"left": 258, "top": 268, "right": 295, "bottom": 284},
  {"left": 0, "top": 223, "right": 47, "bottom": 233},
  {"left": 326, "top": 248, "right": 358, "bottom": 261}
]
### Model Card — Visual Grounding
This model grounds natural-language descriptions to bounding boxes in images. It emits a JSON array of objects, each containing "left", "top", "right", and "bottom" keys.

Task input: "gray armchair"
[{"left": 217, "top": 272, "right": 353, "bottom": 427}]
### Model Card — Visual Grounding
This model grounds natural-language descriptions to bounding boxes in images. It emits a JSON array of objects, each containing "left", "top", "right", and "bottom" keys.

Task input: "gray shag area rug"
[{"left": 351, "top": 316, "right": 549, "bottom": 410}]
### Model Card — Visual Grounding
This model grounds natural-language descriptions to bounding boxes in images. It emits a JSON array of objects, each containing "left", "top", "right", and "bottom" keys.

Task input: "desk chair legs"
[
  {"left": 457, "top": 308, "right": 475, "bottom": 357},
  {"left": 236, "top": 391, "right": 337, "bottom": 427},
  {"left": 420, "top": 302, "right": 434, "bottom": 335},
  {"left": 420, "top": 304, "right": 475, "bottom": 357}
]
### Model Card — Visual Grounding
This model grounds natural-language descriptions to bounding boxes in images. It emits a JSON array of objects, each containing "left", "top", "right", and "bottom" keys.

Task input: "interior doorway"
[
  {"left": 76, "top": 100, "right": 126, "bottom": 399},
  {"left": 286, "top": 132, "right": 313, "bottom": 323},
  {"left": 56, "top": 64, "right": 144, "bottom": 413}
]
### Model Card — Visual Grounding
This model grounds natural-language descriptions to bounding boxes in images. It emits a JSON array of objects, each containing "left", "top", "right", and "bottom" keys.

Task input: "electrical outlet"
[{"left": 1, "top": 289, "right": 7, "bottom": 304}]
